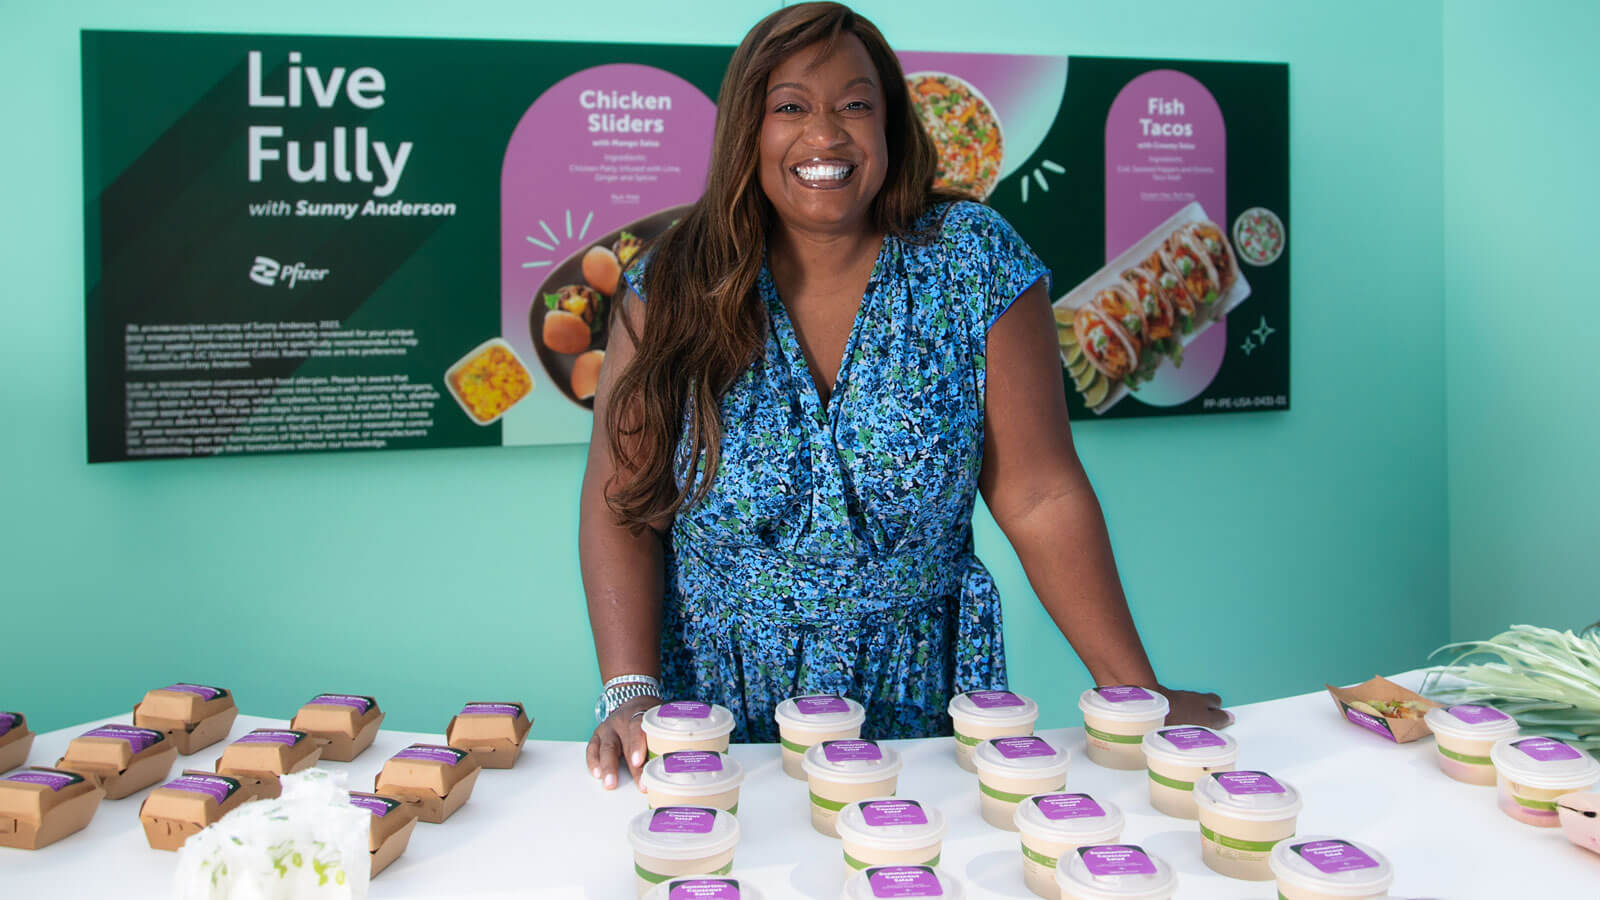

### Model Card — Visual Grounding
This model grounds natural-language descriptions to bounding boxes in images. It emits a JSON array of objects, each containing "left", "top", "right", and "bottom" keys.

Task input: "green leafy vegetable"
[{"left": 1423, "top": 623, "right": 1600, "bottom": 751}]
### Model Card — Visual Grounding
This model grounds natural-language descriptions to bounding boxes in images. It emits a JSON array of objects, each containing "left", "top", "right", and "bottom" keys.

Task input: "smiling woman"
[{"left": 578, "top": 1, "right": 1228, "bottom": 792}]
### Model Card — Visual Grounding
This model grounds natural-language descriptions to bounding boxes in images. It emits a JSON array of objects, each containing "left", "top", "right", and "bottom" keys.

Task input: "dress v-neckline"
[{"left": 762, "top": 235, "right": 891, "bottom": 426}]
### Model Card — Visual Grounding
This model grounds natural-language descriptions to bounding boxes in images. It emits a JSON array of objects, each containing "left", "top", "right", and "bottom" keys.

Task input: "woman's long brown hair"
[{"left": 604, "top": 1, "right": 965, "bottom": 532}]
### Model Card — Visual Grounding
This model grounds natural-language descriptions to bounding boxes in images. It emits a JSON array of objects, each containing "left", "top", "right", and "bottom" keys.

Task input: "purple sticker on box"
[
  {"left": 658, "top": 701, "right": 712, "bottom": 719},
  {"left": 1078, "top": 845, "right": 1158, "bottom": 876},
  {"left": 235, "top": 729, "right": 305, "bottom": 746},
  {"left": 350, "top": 792, "right": 402, "bottom": 817},
  {"left": 3, "top": 768, "right": 84, "bottom": 792},
  {"left": 165, "top": 774, "right": 240, "bottom": 805},
  {"left": 163, "top": 683, "right": 225, "bottom": 700},
  {"left": 1292, "top": 840, "right": 1379, "bottom": 874},
  {"left": 82, "top": 724, "right": 164, "bottom": 754},
  {"left": 649, "top": 807, "right": 717, "bottom": 834},
  {"left": 860, "top": 800, "right": 928, "bottom": 827},
  {"left": 866, "top": 866, "right": 943, "bottom": 897},
  {"left": 1213, "top": 771, "right": 1286, "bottom": 795},
  {"left": 394, "top": 744, "right": 467, "bottom": 766},
  {"left": 1034, "top": 793, "right": 1106, "bottom": 820},
  {"left": 0, "top": 712, "right": 17, "bottom": 738},
  {"left": 823, "top": 739, "right": 883, "bottom": 763},
  {"left": 1096, "top": 686, "right": 1154, "bottom": 703},
  {"left": 967, "top": 690, "right": 1025, "bottom": 709},
  {"left": 669, "top": 879, "right": 741, "bottom": 900},
  {"left": 459, "top": 702, "right": 522, "bottom": 717},
  {"left": 1343, "top": 706, "right": 1396, "bottom": 742},
  {"left": 1513, "top": 737, "right": 1583, "bottom": 762},
  {"left": 663, "top": 751, "right": 724, "bottom": 774},
  {"left": 309, "top": 694, "right": 374, "bottom": 713},
  {"left": 793, "top": 696, "right": 851, "bottom": 715},
  {"left": 1447, "top": 704, "right": 1510, "bottom": 725},
  {"left": 1157, "top": 727, "right": 1226, "bottom": 750},
  {"left": 992, "top": 736, "right": 1057, "bottom": 759}
]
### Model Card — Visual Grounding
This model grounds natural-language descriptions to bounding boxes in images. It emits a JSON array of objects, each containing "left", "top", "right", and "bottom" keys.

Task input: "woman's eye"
[
  {"left": 775, "top": 102, "right": 803, "bottom": 114},
  {"left": 843, "top": 100, "right": 871, "bottom": 111}
]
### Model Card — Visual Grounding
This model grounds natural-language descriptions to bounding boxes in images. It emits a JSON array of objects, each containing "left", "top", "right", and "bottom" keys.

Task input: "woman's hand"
[
  {"left": 586, "top": 694, "right": 662, "bottom": 791},
  {"left": 1159, "top": 687, "right": 1233, "bottom": 729}
]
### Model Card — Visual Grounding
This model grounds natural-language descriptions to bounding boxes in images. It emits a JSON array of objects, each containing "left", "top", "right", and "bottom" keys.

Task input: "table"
[{"left": 6, "top": 672, "right": 1597, "bottom": 897}]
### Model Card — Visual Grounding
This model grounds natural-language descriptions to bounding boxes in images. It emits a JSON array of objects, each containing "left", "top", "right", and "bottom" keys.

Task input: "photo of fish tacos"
[{"left": 1160, "top": 232, "right": 1223, "bottom": 322}]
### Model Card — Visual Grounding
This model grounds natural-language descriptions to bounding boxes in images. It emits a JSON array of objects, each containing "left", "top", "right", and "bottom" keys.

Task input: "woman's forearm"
[{"left": 579, "top": 477, "right": 665, "bottom": 682}]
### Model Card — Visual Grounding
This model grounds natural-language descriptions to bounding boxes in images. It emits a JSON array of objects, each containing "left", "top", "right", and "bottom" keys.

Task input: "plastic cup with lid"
[
  {"left": 1268, "top": 836, "right": 1393, "bottom": 900},
  {"left": 644, "top": 875, "right": 762, "bottom": 900},
  {"left": 1489, "top": 735, "right": 1600, "bottom": 827},
  {"left": 774, "top": 696, "right": 866, "bottom": 780},
  {"left": 972, "top": 735, "right": 1070, "bottom": 831},
  {"left": 1422, "top": 704, "right": 1519, "bottom": 786},
  {"left": 1192, "top": 770, "right": 1302, "bottom": 881},
  {"left": 946, "top": 690, "right": 1039, "bottom": 773},
  {"left": 641, "top": 751, "right": 746, "bottom": 814},
  {"left": 842, "top": 864, "right": 964, "bottom": 899},
  {"left": 1013, "top": 793, "right": 1124, "bottom": 899},
  {"left": 835, "top": 797, "right": 946, "bottom": 873},
  {"left": 1078, "top": 687, "right": 1170, "bottom": 770},
  {"left": 641, "top": 702, "right": 737, "bottom": 760},
  {"left": 803, "top": 739, "right": 904, "bottom": 838},
  {"left": 1054, "top": 843, "right": 1177, "bottom": 900},
  {"left": 1140, "top": 725, "right": 1238, "bottom": 819},
  {"left": 628, "top": 805, "right": 742, "bottom": 898}
]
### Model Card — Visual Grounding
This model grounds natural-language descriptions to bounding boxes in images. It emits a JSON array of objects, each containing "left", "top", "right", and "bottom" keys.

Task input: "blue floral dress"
[{"left": 622, "top": 201, "right": 1049, "bottom": 742}]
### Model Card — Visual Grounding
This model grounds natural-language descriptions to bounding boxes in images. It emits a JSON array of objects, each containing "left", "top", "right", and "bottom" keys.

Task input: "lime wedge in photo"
[
  {"left": 1074, "top": 366, "right": 1099, "bottom": 394},
  {"left": 1084, "top": 376, "right": 1110, "bottom": 407},
  {"left": 1063, "top": 340, "right": 1084, "bottom": 366},
  {"left": 1068, "top": 353, "right": 1091, "bottom": 380},
  {"left": 1053, "top": 306, "right": 1075, "bottom": 327}
]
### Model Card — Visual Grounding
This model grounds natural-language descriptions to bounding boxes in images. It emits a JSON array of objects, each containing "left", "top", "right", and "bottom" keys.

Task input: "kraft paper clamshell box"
[
  {"left": 0, "top": 711, "right": 34, "bottom": 774},
  {"left": 349, "top": 790, "right": 420, "bottom": 876},
  {"left": 1325, "top": 676, "right": 1441, "bottom": 744},
  {"left": 55, "top": 723, "right": 178, "bottom": 800},
  {"left": 374, "top": 743, "right": 482, "bottom": 824},
  {"left": 214, "top": 729, "right": 322, "bottom": 799},
  {"left": 139, "top": 769, "right": 252, "bottom": 851},
  {"left": 133, "top": 683, "right": 238, "bottom": 755},
  {"left": 446, "top": 701, "right": 533, "bottom": 769},
  {"left": 0, "top": 767, "right": 106, "bottom": 850},
  {"left": 290, "top": 693, "right": 384, "bottom": 762}
]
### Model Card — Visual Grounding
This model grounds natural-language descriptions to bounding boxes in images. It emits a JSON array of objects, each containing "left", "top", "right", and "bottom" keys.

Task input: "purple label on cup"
[
  {"left": 1447, "top": 704, "right": 1511, "bottom": 725},
  {"left": 794, "top": 696, "right": 851, "bottom": 715},
  {"left": 1343, "top": 706, "right": 1396, "bottom": 742},
  {"left": 663, "top": 751, "right": 724, "bottom": 774},
  {"left": 235, "top": 729, "right": 305, "bottom": 746},
  {"left": 1078, "top": 845, "right": 1158, "bottom": 876},
  {"left": 967, "top": 690, "right": 1025, "bottom": 709},
  {"left": 165, "top": 774, "right": 240, "bottom": 805},
  {"left": 1157, "top": 726, "right": 1226, "bottom": 750},
  {"left": 1292, "top": 840, "right": 1379, "bottom": 874},
  {"left": 163, "top": 683, "right": 225, "bottom": 700},
  {"left": 1096, "top": 686, "right": 1154, "bottom": 703},
  {"left": 992, "top": 736, "right": 1057, "bottom": 759},
  {"left": 82, "top": 724, "right": 164, "bottom": 754},
  {"left": 350, "top": 792, "right": 402, "bottom": 817},
  {"left": 866, "top": 865, "right": 943, "bottom": 897},
  {"left": 3, "top": 768, "right": 84, "bottom": 792},
  {"left": 1034, "top": 793, "right": 1106, "bottom": 820},
  {"left": 860, "top": 800, "right": 928, "bottom": 827},
  {"left": 1213, "top": 771, "right": 1286, "bottom": 795},
  {"left": 459, "top": 702, "right": 523, "bottom": 717},
  {"left": 669, "top": 879, "right": 741, "bottom": 900},
  {"left": 394, "top": 744, "right": 467, "bottom": 766},
  {"left": 1513, "top": 737, "right": 1583, "bottom": 762},
  {"left": 658, "top": 701, "right": 712, "bottom": 719},
  {"left": 649, "top": 807, "right": 717, "bottom": 834},
  {"left": 823, "top": 739, "right": 883, "bottom": 763},
  {"left": 0, "top": 712, "right": 18, "bottom": 738},
  {"left": 309, "top": 694, "right": 374, "bottom": 713}
]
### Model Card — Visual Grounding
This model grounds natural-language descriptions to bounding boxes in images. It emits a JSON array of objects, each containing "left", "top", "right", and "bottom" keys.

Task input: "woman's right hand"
[{"left": 587, "top": 694, "right": 661, "bottom": 791}]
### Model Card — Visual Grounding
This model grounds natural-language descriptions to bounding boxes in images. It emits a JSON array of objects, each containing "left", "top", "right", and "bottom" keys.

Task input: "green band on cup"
[
  {"left": 1199, "top": 823, "right": 1284, "bottom": 853},
  {"left": 810, "top": 791, "right": 848, "bottom": 811},
  {"left": 1021, "top": 843, "right": 1059, "bottom": 868},
  {"left": 780, "top": 736, "right": 810, "bottom": 754},
  {"left": 1147, "top": 768, "right": 1194, "bottom": 792},
  {"left": 1512, "top": 793, "right": 1559, "bottom": 812},
  {"left": 635, "top": 864, "right": 669, "bottom": 885},
  {"left": 728, "top": 803, "right": 738, "bottom": 815},
  {"left": 981, "top": 781, "right": 1057, "bottom": 804},
  {"left": 1436, "top": 745, "right": 1492, "bottom": 766},
  {"left": 954, "top": 731, "right": 982, "bottom": 747},
  {"left": 1084, "top": 725, "right": 1144, "bottom": 744},
  {"left": 846, "top": 851, "right": 940, "bottom": 871}
]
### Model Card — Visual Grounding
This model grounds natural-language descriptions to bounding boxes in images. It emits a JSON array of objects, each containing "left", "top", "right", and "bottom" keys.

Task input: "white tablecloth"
[{"left": 5, "top": 672, "right": 1597, "bottom": 898}]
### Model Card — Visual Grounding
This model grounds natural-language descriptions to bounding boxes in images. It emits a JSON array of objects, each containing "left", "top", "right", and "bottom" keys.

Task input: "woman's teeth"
[{"left": 793, "top": 163, "right": 855, "bottom": 182}]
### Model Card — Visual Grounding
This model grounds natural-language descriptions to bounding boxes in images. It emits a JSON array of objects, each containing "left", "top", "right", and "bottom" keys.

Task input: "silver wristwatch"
[{"left": 594, "top": 675, "right": 661, "bottom": 723}]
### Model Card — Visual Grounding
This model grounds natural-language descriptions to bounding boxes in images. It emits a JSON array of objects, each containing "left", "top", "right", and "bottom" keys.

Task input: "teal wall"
[
  {"left": 1, "top": 0, "right": 1450, "bottom": 739},
  {"left": 1444, "top": 1, "right": 1600, "bottom": 641}
]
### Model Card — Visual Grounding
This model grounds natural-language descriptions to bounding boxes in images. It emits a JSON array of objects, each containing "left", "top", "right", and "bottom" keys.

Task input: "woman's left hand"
[{"left": 1158, "top": 687, "right": 1233, "bottom": 729}]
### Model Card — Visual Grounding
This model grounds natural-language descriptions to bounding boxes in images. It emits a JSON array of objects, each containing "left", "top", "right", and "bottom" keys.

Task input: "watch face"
[{"left": 594, "top": 694, "right": 609, "bottom": 724}]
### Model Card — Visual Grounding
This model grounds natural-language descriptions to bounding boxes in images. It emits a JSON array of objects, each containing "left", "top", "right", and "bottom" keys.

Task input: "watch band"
[{"left": 595, "top": 675, "right": 661, "bottom": 723}]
